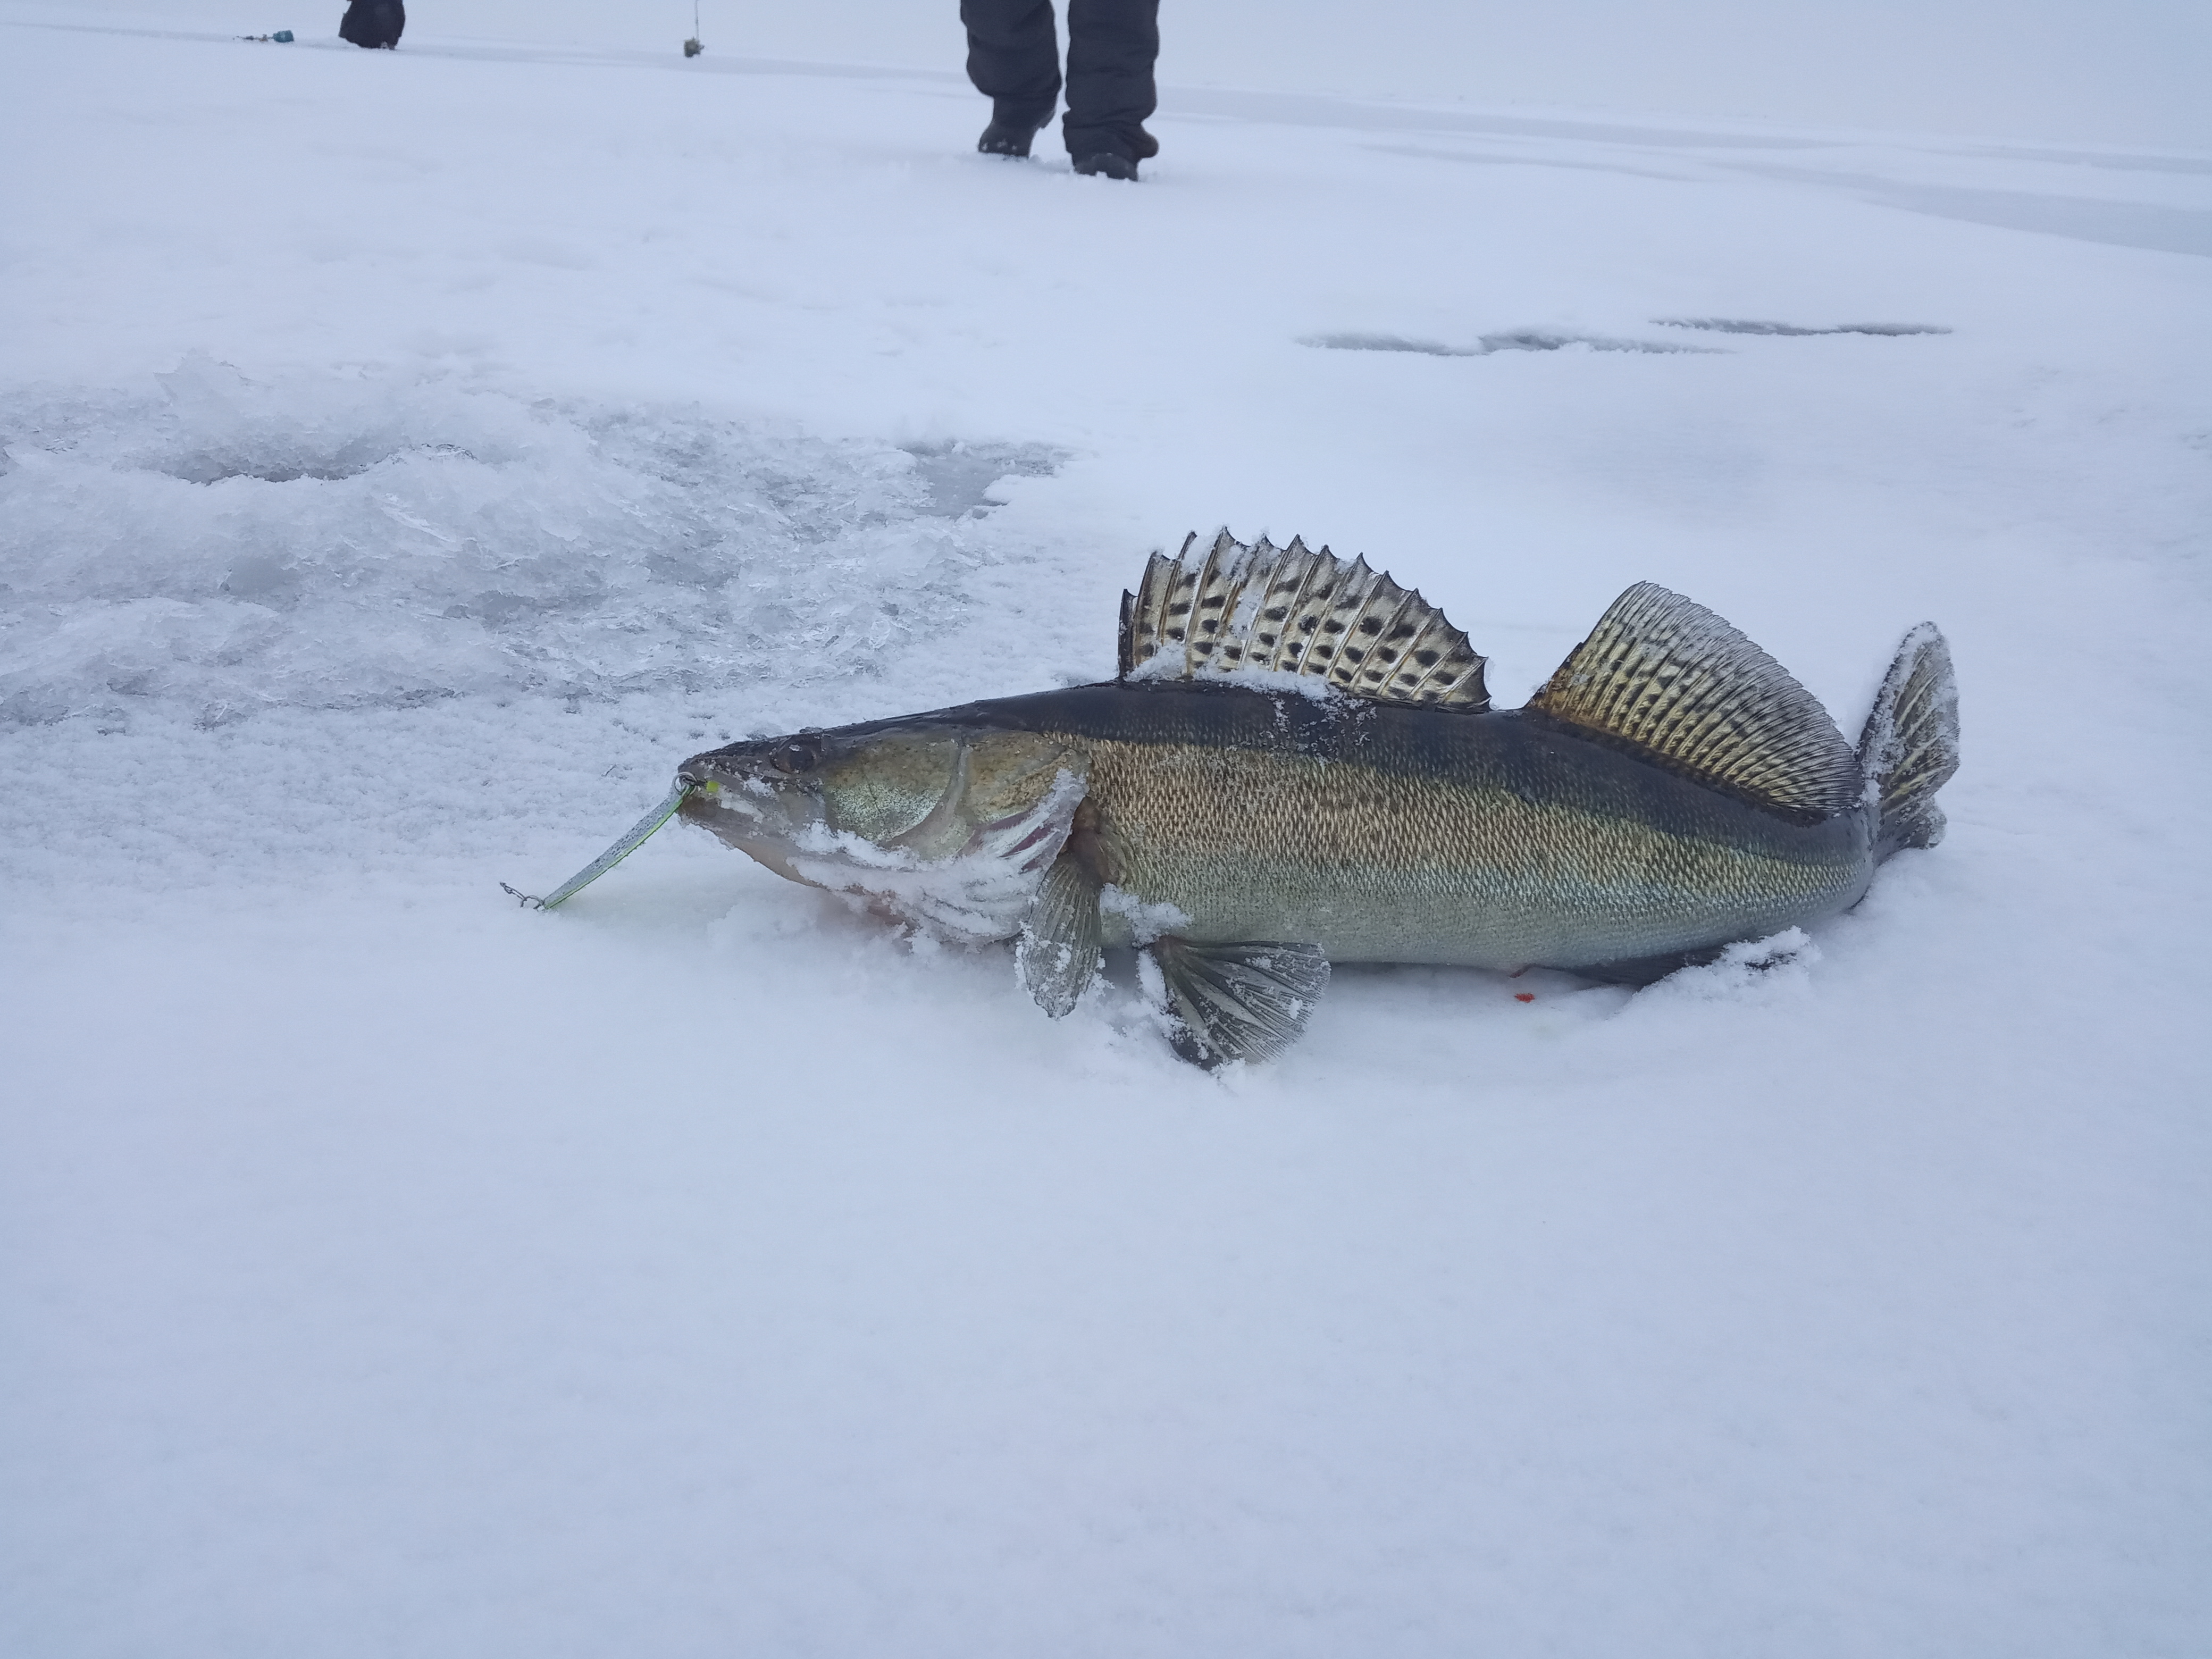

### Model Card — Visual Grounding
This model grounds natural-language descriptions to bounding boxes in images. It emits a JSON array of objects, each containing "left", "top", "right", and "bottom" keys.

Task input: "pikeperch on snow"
[{"left": 670, "top": 532, "right": 1960, "bottom": 1068}]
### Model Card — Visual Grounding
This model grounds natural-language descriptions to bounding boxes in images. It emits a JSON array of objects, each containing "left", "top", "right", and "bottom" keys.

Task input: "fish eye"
[{"left": 769, "top": 739, "right": 820, "bottom": 775}]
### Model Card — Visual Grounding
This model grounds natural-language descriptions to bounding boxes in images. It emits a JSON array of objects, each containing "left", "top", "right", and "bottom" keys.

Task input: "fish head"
[
  {"left": 676, "top": 718, "right": 1088, "bottom": 939},
  {"left": 676, "top": 723, "right": 947, "bottom": 851}
]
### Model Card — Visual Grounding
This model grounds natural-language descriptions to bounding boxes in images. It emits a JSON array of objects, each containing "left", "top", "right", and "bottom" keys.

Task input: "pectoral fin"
[
  {"left": 1147, "top": 936, "right": 1331, "bottom": 1069},
  {"left": 1016, "top": 849, "right": 1103, "bottom": 1017}
]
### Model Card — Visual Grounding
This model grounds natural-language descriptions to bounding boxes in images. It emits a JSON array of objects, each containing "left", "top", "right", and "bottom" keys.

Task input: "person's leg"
[
  {"left": 338, "top": 0, "right": 405, "bottom": 49},
  {"left": 961, "top": 0, "right": 1062, "bottom": 143},
  {"left": 1061, "top": 0, "right": 1158, "bottom": 165}
]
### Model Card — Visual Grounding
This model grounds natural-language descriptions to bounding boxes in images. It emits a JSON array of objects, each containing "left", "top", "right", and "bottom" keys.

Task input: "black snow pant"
[
  {"left": 960, "top": 0, "right": 1159, "bottom": 162},
  {"left": 338, "top": 0, "right": 405, "bottom": 49}
]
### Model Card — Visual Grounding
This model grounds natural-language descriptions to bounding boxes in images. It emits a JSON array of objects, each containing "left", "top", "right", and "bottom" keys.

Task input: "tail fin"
[{"left": 1857, "top": 624, "right": 1959, "bottom": 860}]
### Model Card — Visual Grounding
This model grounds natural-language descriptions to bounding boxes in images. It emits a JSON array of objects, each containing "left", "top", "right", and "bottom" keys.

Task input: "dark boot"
[
  {"left": 978, "top": 107, "right": 1050, "bottom": 157},
  {"left": 1071, "top": 152, "right": 1139, "bottom": 180}
]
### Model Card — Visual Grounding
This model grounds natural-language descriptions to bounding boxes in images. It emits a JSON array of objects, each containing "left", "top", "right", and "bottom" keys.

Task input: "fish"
[{"left": 666, "top": 531, "right": 1960, "bottom": 1068}]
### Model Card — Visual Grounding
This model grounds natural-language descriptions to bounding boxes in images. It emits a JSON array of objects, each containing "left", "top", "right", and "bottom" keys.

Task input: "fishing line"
[
  {"left": 504, "top": 781, "right": 697, "bottom": 910},
  {"left": 683, "top": 0, "right": 703, "bottom": 58}
]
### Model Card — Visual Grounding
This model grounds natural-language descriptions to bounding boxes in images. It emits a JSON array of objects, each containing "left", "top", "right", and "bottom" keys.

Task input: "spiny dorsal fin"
[
  {"left": 1119, "top": 530, "right": 1488, "bottom": 709},
  {"left": 1527, "top": 582, "right": 1861, "bottom": 820}
]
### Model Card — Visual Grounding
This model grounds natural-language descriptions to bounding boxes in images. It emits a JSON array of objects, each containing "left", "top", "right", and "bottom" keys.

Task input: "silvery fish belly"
[{"left": 676, "top": 532, "right": 1961, "bottom": 1069}]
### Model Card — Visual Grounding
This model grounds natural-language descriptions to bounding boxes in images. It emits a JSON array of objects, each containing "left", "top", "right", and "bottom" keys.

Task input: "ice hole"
[
  {"left": 0, "top": 359, "right": 1050, "bottom": 727},
  {"left": 900, "top": 440, "right": 1064, "bottom": 517}
]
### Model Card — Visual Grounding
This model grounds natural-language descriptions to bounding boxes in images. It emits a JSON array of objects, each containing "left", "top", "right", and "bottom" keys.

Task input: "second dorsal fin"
[
  {"left": 1527, "top": 582, "right": 1862, "bottom": 819},
  {"left": 1118, "top": 530, "right": 1489, "bottom": 709}
]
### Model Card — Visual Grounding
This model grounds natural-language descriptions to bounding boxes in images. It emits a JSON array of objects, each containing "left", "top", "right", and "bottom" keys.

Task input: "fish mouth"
[
  {"left": 675, "top": 759, "right": 777, "bottom": 822},
  {"left": 674, "top": 772, "right": 819, "bottom": 886},
  {"left": 675, "top": 747, "right": 775, "bottom": 802},
  {"left": 675, "top": 743, "right": 745, "bottom": 789},
  {"left": 674, "top": 742, "right": 832, "bottom": 870},
  {"left": 678, "top": 730, "right": 827, "bottom": 792}
]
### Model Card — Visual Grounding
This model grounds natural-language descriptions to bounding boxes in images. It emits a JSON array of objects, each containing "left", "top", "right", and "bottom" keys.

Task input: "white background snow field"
[{"left": 3, "top": 3, "right": 2208, "bottom": 1656}]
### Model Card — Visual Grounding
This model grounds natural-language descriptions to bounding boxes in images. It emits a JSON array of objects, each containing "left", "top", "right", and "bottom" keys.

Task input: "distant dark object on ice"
[
  {"left": 684, "top": 36, "right": 704, "bottom": 58},
  {"left": 339, "top": 0, "right": 405, "bottom": 49}
]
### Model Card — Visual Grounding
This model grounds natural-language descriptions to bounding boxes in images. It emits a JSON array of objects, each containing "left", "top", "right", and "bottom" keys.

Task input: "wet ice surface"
[
  {"left": 901, "top": 439, "right": 1065, "bottom": 517},
  {"left": 1304, "top": 328, "right": 1704, "bottom": 356},
  {"left": 1, "top": 358, "right": 1041, "bottom": 727},
  {"left": 4, "top": 7, "right": 2211, "bottom": 1659},
  {"left": 1655, "top": 318, "right": 1953, "bottom": 336}
]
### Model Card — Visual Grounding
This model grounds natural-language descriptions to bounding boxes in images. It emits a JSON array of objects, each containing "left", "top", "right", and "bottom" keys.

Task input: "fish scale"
[{"left": 1010, "top": 688, "right": 1867, "bottom": 968}]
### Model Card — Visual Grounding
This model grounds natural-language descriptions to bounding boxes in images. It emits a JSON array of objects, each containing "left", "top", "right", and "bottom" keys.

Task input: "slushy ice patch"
[
  {"left": 1304, "top": 331, "right": 1704, "bottom": 357},
  {"left": 902, "top": 440, "right": 1063, "bottom": 517},
  {"left": 1654, "top": 319, "right": 1951, "bottom": 337},
  {"left": 0, "top": 358, "right": 1053, "bottom": 727}
]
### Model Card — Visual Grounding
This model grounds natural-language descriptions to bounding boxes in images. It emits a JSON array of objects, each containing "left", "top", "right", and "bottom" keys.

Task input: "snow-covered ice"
[{"left": 3, "top": 5, "right": 2209, "bottom": 1656}]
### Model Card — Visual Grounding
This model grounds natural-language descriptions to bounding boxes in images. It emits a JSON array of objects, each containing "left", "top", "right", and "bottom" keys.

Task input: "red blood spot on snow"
[{"left": 1514, "top": 992, "right": 1535, "bottom": 1003}]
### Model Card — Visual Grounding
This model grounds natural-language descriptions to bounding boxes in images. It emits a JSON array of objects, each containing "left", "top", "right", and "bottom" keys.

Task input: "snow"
[
  {"left": 2, "top": 355, "right": 1019, "bottom": 723},
  {"left": 3, "top": 5, "right": 2210, "bottom": 1656}
]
